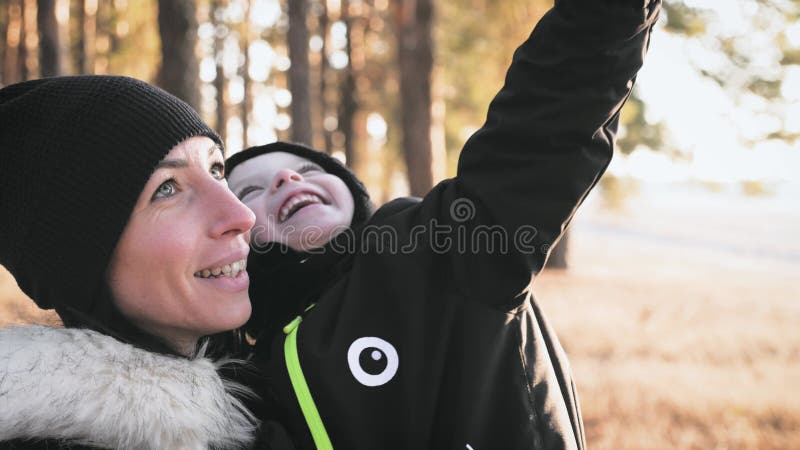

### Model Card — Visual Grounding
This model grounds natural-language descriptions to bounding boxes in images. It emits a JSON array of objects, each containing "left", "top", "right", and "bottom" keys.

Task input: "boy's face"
[{"left": 227, "top": 151, "right": 355, "bottom": 251}]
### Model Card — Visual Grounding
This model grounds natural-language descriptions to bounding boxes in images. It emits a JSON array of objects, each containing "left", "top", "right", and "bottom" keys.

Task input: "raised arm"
[{"left": 456, "top": 0, "right": 661, "bottom": 275}]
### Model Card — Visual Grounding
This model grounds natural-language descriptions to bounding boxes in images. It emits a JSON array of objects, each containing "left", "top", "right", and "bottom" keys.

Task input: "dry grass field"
[
  {"left": 534, "top": 187, "right": 800, "bottom": 449},
  {"left": 536, "top": 243, "right": 799, "bottom": 449},
  {"left": 1, "top": 184, "right": 798, "bottom": 449}
]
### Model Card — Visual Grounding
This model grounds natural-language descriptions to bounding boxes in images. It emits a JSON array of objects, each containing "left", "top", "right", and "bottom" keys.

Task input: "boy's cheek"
[{"left": 242, "top": 200, "right": 269, "bottom": 227}]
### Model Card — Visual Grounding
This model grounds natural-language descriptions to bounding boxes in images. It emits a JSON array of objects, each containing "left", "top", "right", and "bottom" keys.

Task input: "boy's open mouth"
[{"left": 279, "top": 192, "right": 327, "bottom": 222}]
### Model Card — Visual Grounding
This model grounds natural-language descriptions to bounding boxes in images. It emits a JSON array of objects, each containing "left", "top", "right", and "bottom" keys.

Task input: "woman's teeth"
[
  {"left": 279, "top": 193, "right": 323, "bottom": 222},
  {"left": 194, "top": 259, "right": 246, "bottom": 279}
]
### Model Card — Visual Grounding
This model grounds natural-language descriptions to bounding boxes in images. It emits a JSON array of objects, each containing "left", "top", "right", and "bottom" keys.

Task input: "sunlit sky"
[{"left": 611, "top": 0, "right": 800, "bottom": 184}]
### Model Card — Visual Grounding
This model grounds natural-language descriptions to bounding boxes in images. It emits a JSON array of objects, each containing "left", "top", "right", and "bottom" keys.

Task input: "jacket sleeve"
[{"left": 455, "top": 0, "right": 661, "bottom": 277}]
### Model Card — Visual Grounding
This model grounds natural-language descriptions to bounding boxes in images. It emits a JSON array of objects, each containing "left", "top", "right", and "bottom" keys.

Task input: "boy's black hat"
[
  {"left": 0, "top": 76, "right": 222, "bottom": 318},
  {"left": 226, "top": 141, "right": 374, "bottom": 226}
]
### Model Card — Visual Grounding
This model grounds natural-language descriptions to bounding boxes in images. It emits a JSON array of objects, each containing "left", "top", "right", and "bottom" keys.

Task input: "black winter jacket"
[{"left": 257, "top": 1, "right": 661, "bottom": 449}]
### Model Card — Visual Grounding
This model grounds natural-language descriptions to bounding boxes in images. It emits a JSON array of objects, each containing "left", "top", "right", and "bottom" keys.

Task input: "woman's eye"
[
  {"left": 237, "top": 186, "right": 262, "bottom": 200},
  {"left": 210, "top": 162, "right": 225, "bottom": 180},
  {"left": 152, "top": 179, "right": 178, "bottom": 200}
]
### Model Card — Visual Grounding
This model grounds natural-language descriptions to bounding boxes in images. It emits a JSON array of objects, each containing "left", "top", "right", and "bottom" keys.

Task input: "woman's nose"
[
  {"left": 208, "top": 182, "right": 256, "bottom": 238},
  {"left": 270, "top": 168, "right": 303, "bottom": 193}
]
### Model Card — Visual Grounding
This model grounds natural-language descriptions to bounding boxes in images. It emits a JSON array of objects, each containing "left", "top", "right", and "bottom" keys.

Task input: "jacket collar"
[{"left": 0, "top": 325, "right": 257, "bottom": 449}]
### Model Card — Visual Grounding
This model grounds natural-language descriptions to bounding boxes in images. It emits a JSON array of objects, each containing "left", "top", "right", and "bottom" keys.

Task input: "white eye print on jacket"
[{"left": 347, "top": 337, "right": 399, "bottom": 387}]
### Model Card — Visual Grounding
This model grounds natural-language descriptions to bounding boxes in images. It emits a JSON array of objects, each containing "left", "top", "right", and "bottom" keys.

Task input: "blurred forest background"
[{"left": 1, "top": 0, "right": 798, "bottom": 448}]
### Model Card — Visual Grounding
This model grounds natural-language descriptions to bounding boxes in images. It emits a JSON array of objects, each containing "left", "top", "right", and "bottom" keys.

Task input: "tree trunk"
[
  {"left": 110, "top": 0, "right": 125, "bottom": 57},
  {"left": 546, "top": 229, "right": 570, "bottom": 270},
  {"left": 19, "top": 0, "right": 34, "bottom": 80},
  {"left": 210, "top": 0, "right": 226, "bottom": 144},
  {"left": 317, "top": 0, "right": 332, "bottom": 153},
  {"left": 1, "top": 4, "right": 8, "bottom": 85},
  {"left": 430, "top": 66, "right": 447, "bottom": 182},
  {"left": 288, "top": 0, "right": 312, "bottom": 145},
  {"left": 36, "top": 0, "right": 61, "bottom": 77},
  {"left": 156, "top": 0, "right": 199, "bottom": 110},
  {"left": 92, "top": 0, "right": 110, "bottom": 74},
  {"left": 3, "top": 0, "right": 24, "bottom": 84},
  {"left": 240, "top": 1, "right": 250, "bottom": 148},
  {"left": 339, "top": 0, "right": 359, "bottom": 167},
  {"left": 76, "top": 0, "right": 85, "bottom": 73},
  {"left": 395, "top": 0, "right": 434, "bottom": 197},
  {"left": 76, "top": 0, "right": 96, "bottom": 74}
]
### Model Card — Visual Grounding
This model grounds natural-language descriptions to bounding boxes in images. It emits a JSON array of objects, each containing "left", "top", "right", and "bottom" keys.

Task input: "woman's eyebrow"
[
  {"left": 155, "top": 144, "right": 222, "bottom": 169},
  {"left": 155, "top": 159, "right": 188, "bottom": 169},
  {"left": 209, "top": 143, "right": 222, "bottom": 157}
]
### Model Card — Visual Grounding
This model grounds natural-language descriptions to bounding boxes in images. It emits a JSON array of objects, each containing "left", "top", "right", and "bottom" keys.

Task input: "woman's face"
[{"left": 108, "top": 136, "right": 255, "bottom": 354}]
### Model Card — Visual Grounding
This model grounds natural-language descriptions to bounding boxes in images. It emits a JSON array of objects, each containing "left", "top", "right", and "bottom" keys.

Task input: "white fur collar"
[{"left": 0, "top": 326, "right": 257, "bottom": 449}]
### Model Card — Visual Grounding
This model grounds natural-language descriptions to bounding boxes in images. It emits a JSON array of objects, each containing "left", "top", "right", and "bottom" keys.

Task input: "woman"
[{"left": 0, "top": 76, "right": 292, "bottom": 449}]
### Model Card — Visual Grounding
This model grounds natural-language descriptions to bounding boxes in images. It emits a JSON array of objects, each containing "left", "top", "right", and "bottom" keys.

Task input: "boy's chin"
[{"left": 250, "top": 219, "right": 352, "bottom": 251}]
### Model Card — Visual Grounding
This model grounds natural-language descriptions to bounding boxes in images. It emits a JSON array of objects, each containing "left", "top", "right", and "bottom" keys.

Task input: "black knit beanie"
[
  {"left": 0, "top": 76, "right": 222, "bottom": 319},
  {"left": 226, "top": 142, "right": 373, "bottom": 353}
]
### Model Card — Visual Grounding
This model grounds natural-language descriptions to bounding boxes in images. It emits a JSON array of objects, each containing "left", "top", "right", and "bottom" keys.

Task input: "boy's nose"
[{"left": 271, "top": 168, "right": 303, "bottom": 192}]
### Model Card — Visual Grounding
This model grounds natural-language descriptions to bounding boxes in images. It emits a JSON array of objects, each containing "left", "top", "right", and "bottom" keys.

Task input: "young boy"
[{"left": 227, "top": 1, "right": 661, "bottom": 448}]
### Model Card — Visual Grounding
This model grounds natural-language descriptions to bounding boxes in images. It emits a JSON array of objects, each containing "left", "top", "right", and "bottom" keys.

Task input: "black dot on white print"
[{"left": 347, "top": 336, "right": 399, "bottom": 387}]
